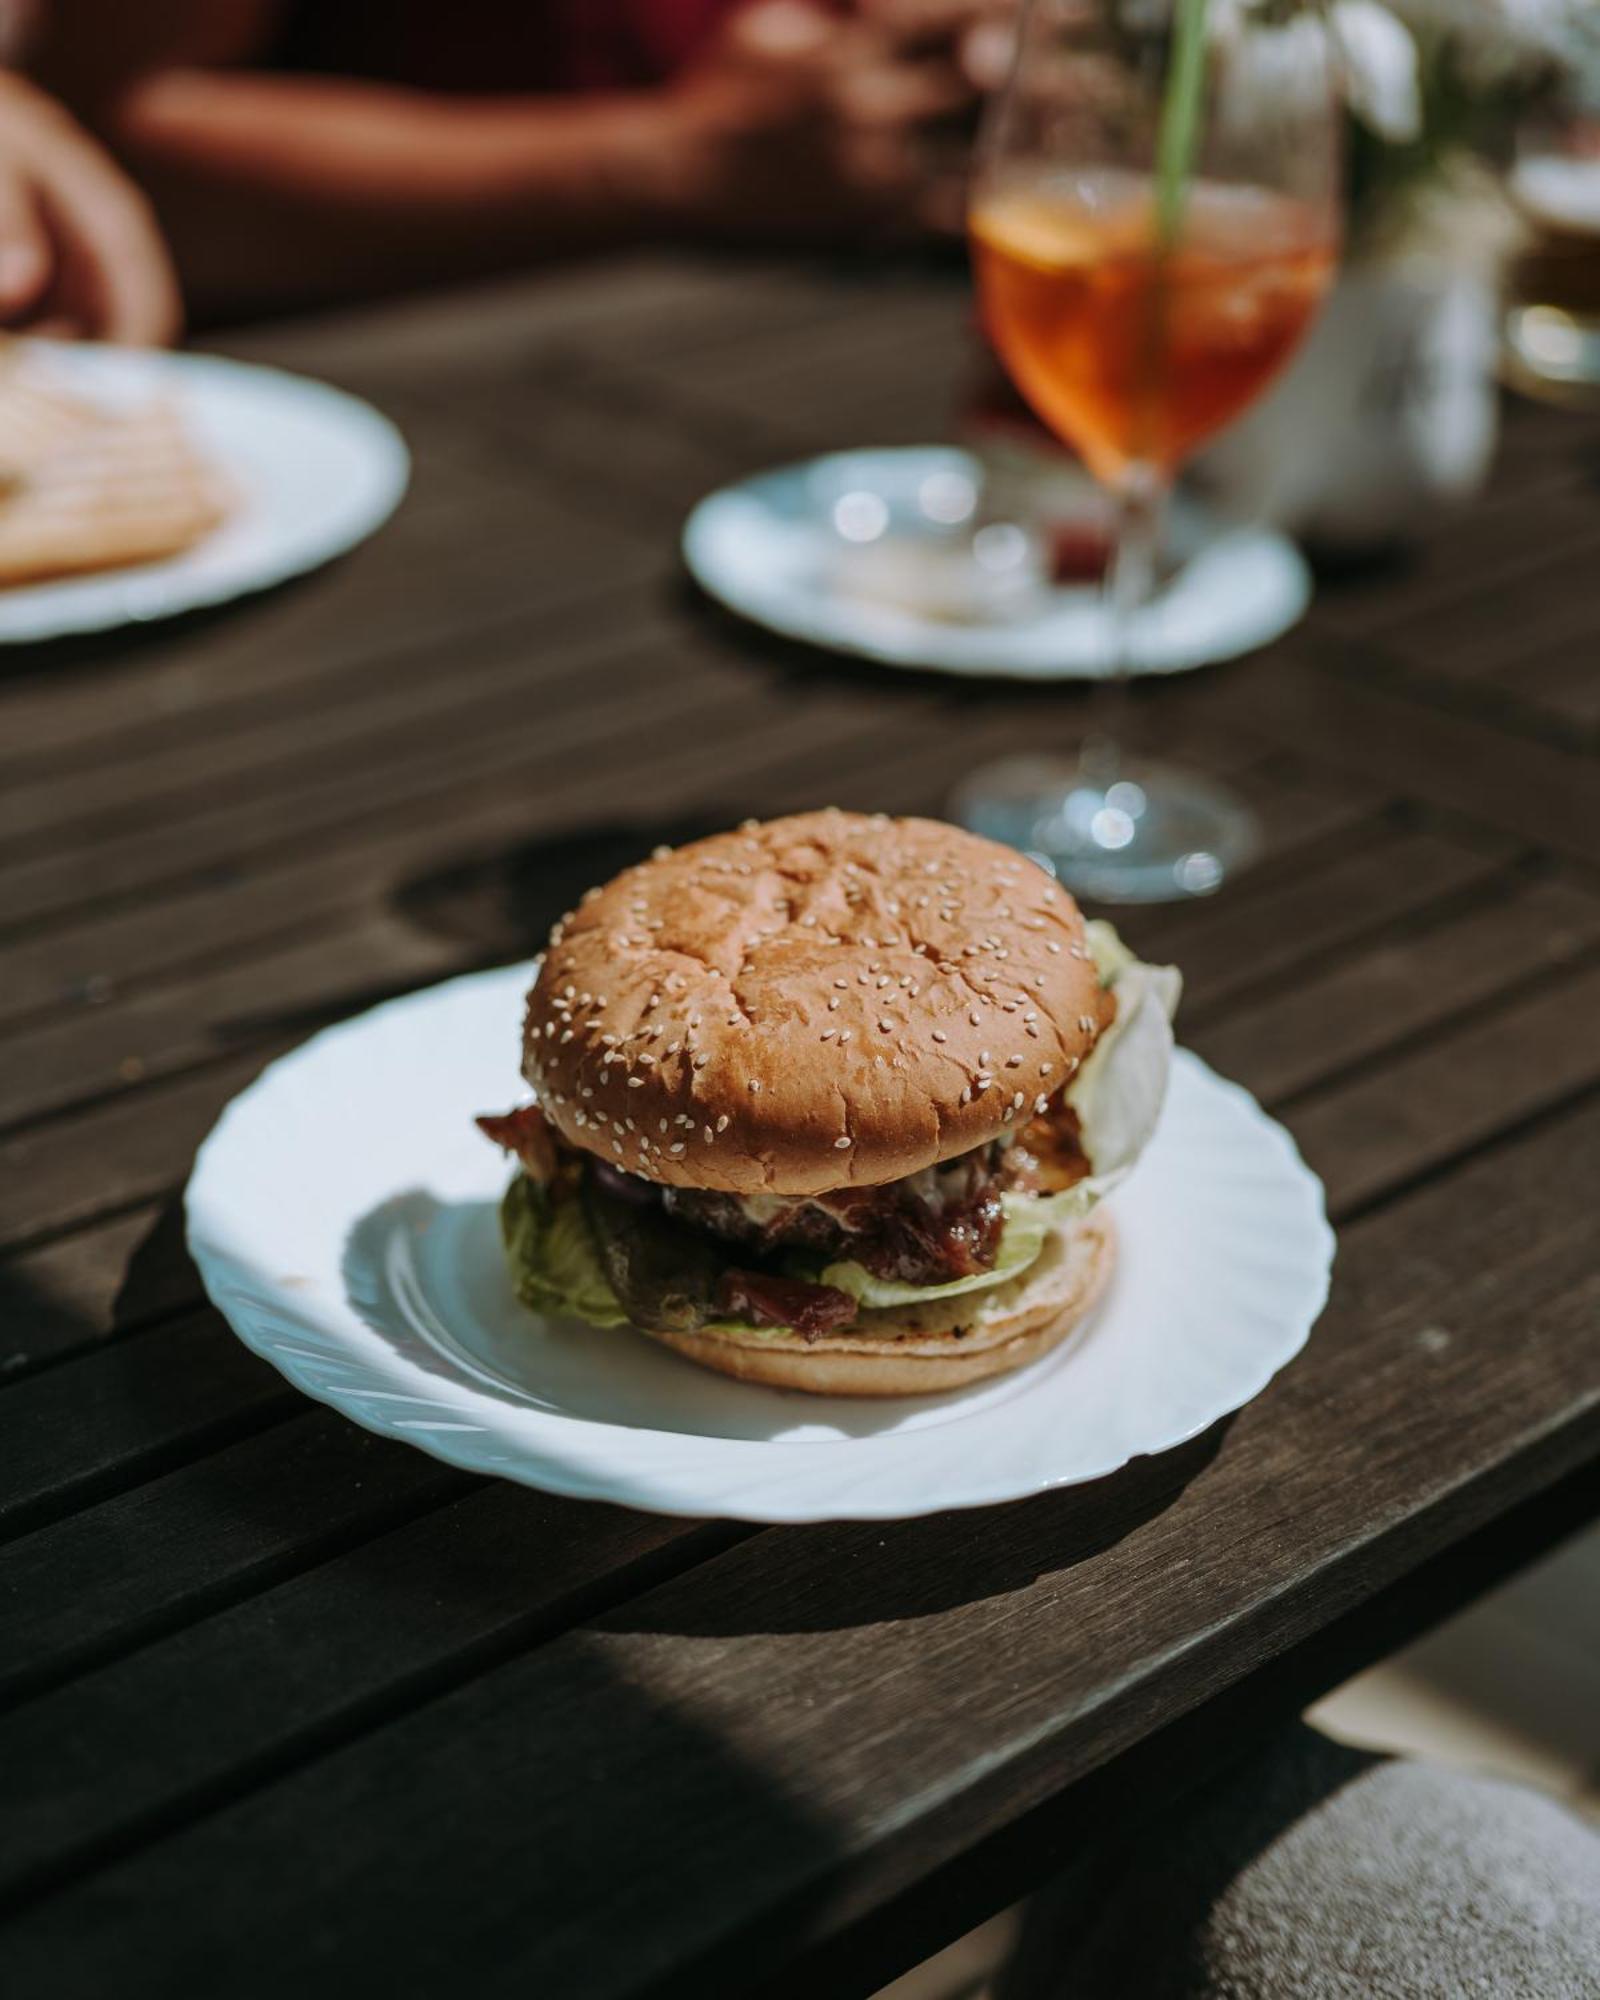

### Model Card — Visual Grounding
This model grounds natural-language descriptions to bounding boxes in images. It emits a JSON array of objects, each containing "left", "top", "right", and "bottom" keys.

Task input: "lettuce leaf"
[
  {"left": 500, "top": 1174, "right": 628, "bottom": 1326},
  {"left": 500, "top": 1176, "right": 800, "bottom": 1339},
  {"left": 1068, "top": 935, "right": 1182, "bottom": 1202}
]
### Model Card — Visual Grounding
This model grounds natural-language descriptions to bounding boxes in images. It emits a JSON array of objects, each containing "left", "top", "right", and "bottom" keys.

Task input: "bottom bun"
[{"left": 641, "top": 1212, "right": 1115, "bottom": 1397}]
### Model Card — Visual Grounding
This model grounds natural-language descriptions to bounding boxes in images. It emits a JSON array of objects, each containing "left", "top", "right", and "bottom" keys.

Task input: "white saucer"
[
  {"left": 186, "top": 961, "right": 1333, "bottom": 1523},
  {"left": 0, "top": 342, "right": 409, "bottom": 643},
  {"left": 683, "top": 446, "right": 1311, "bottom": 680}
]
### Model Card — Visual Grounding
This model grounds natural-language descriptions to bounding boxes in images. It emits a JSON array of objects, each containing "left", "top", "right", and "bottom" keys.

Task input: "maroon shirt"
[{"left": 278, "top": 0, "right": 743, "bottom": 93}]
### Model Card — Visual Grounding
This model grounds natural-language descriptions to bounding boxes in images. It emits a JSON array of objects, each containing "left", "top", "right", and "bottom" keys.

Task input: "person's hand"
[
  {"left": 655, "top": 0, "right": 985, "bottom": 245},
  {"left": 0, "top": 71, "right": 181, "bottom": 344}
]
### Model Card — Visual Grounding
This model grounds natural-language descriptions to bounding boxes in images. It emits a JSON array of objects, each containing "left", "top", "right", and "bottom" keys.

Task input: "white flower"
[{"left": 1333, "top": 0, "right": 1424, "bottom": 143}]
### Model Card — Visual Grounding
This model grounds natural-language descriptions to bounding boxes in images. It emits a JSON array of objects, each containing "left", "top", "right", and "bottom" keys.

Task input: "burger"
[{"left": 478, "top": 809, "right": 1179, "bottom": 1396}]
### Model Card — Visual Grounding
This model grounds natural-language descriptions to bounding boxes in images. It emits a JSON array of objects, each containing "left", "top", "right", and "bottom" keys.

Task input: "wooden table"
[{"left": 2, "top": 255, "right": 1598, "bottom": 2000}]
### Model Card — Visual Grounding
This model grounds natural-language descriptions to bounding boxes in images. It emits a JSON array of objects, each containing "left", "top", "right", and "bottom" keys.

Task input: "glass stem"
[{"left": 1082, "top": 463, "right": 1165, "bottom": 791}]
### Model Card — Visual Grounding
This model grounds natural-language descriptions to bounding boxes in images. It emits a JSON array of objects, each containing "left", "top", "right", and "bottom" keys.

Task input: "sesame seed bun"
[
  {"left": 524, "top": 809, "right": 1111, "bottom": 1197},
  {"left": 641, "top": 1212, "right": 1114, "bottom": 1395}
]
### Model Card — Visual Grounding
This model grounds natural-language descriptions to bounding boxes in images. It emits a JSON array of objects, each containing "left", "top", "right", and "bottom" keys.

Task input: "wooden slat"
[
  {"left": 0, "top": 1414, "right": 467, "bottom": 1708},
  {"left": 1191, "top": 873, "right": 1600, "bottom": 1104},
  {"left": 209, "top": 255, "right": 898, "bottom": 398},
  {"left": 0, "top": 1490, "right": 730, "bottom": 1908},
  {"left": 1127, "top": 823, "right": 1514, "bottom": 1016},
  {"left": 591, "top": 285, "right": 974, "bottom": 458},
  {"left": 1315, "top": 458, "right": 1600, "bottom": 645},
  {"left": 1204, "top": 645, "right": 1600, "bottom": 867},
  {"left": 0, "top": 1102, "right": 1591, "bottom": 1997},
  {"left": 0, "top": 1310, "right": 294, "bottom": 1541},
  {"left": 0, "top": 917, "right": 462, "bottom": 1130},
  {"left": 0, "top": 451, "right": 657, "bottom": 784},
  {"left": 1289, "top": 958, "right": 1600, "bottom": 1215},
  {"left": 0, "top": 1204, "right": 176, "bottom": 1378}
]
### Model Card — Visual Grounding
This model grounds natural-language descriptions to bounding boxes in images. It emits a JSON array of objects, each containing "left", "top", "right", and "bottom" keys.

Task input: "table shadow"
[
  {"left": 605, "top": 1416, "right": 1233, "bottom": 1635},
  {"left": 393, "top": 807, "right": 736, "bottom": 958}
]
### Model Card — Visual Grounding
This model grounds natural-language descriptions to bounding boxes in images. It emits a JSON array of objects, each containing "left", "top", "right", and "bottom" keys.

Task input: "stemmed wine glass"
[{"left": 954, "top": 0, "right": 1341, "bottom": 901}]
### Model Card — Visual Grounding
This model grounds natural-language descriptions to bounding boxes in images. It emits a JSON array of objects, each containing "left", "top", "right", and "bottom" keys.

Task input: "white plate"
[
  {"left": 186, "top": 962, "right": 1333, "bottom": 1522},
  {"left": 0, "top": 342, "right": 409, "bottom": 642},
  {"left": 682, "top": 446, "right": 1311, "bottom": 681}
]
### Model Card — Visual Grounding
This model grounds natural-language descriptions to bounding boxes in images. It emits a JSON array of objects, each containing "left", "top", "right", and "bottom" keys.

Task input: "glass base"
[{"left": 951, "top": 753, "right": 1259, "bottom": 903}]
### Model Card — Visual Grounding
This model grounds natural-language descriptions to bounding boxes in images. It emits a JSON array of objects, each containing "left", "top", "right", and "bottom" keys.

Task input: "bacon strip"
[
  {"left": 475, "top": 1103, "right": 558, "bottom": 1184},
  {"left": 714, "top": 1268, "right": 859, "bottom": 1343}
]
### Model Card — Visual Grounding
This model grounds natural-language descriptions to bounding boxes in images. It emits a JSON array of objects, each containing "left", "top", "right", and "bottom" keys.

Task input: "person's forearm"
[{"left": 102, "top": 71, "right": 689, "bottom": 314}]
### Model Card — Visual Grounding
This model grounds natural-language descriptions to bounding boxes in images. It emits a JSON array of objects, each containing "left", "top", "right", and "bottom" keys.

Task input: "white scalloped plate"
[
  {"left": 682, "top": 446, "right": 1310, "bottom": 680},
  {"left": 186, "top": 962, "right": 1333, "bottom": 1521},
  {"left": 0, "top": 343, "right": 408, "bottom": 643}
]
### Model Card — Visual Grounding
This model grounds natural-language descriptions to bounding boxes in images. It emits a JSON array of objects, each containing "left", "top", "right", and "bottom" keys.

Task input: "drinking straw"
[{"left": 1155, "top": 0, "right": 1211, "bottom": 243}]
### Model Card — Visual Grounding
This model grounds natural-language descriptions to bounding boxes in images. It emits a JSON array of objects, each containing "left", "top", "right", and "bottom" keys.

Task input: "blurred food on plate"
[{"left": 0, "top": 339, "right": 229, "bottom": 585}]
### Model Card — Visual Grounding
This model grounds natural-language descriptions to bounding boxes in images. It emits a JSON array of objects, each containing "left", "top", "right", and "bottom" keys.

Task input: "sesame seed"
[
  {"left": 704, "top": 1126, "right": 714, "bottom": 1143},
  {"left": 716, "top": 1114, "right": 730, "bottom": 1132},
  {"left": 638, "top": 1054, "right": 656, "bottom": 1067},
  {"left": 931, "top": 1029, "right": 947, "bottom": 1043},
  {"left": 1036, "top": 1094, "right": 1051, "bottom": 1114},
  {"left": 834, "top": 1137, "right": 852, "bottom": 1150},
  {"left": 1047, "top": 942, "right": 1062, "bottom": 954},
  {"left": 1026, "top": 1023, "right": 1040, "bottom": 1038},
  {"left": 839, "top": 1030, "right": 852, "bottom": 1044},
  {"left": 748, "top": 1079, "right": 762, "bottom": 1094},
  {"left": 878, "top": 1019, "right": 892, "bottom": 1033},
  {"left": 969, "top": 1010, "right": 982, "bottom": 1027},
  {"left": 828, "top": 996, "right": 840, "bottom": 1011},
  {"left": 1040, "top": 1063, "right": 1052, "bottom": 1076},
  {"left": 1002, "top": 1105, "right": 1015, "bottom": 1122},
  {"left": 666, "top": 1041, "right": 680, "bottom": 1055},
  {"left": 626, "top": 1117, "right": 636, "bottom": 1131},
  {"left": 833, "top": 979, "right": 848, "bottom": 989},
  {"left": 560, "top": 1029, "right": 574, "bottom": 1044},
  {"left": 1078, "top": 1015, "right": 1096, "bottom": 1033},
  {"left": 876, "top": 975, "right": 891, "bottom": 989},
  {"left": 980, "top": 1049, "right": 991, "bottom": 1065},
  {"left": 1012, "top": 1090, "right": 1025, "bottom": 1110},
  {"left": 601, "top": 1033, "right": 618, "bottom": 1047},
  {"left": 1007, "top": 1054, "right": 1023, "bottom": 1067},
  {"left": 613, "top": 1138, "right": 624, "bottom": 1153},
  {"left": 821, "top": 1028, "right": 836, "bottom": 1042},
  {"left": 669, "top": 1142, "right": 686, "bottom": 1155},
  {"left": 627, "top": 1077, "right": 644, "bottom": 1090},
  {"left": 659, "top": 1119, "right": 668, "bottom": 1134},
  {"left": 693, "top": 1052, "right": 710, "bottom": 1070}
]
